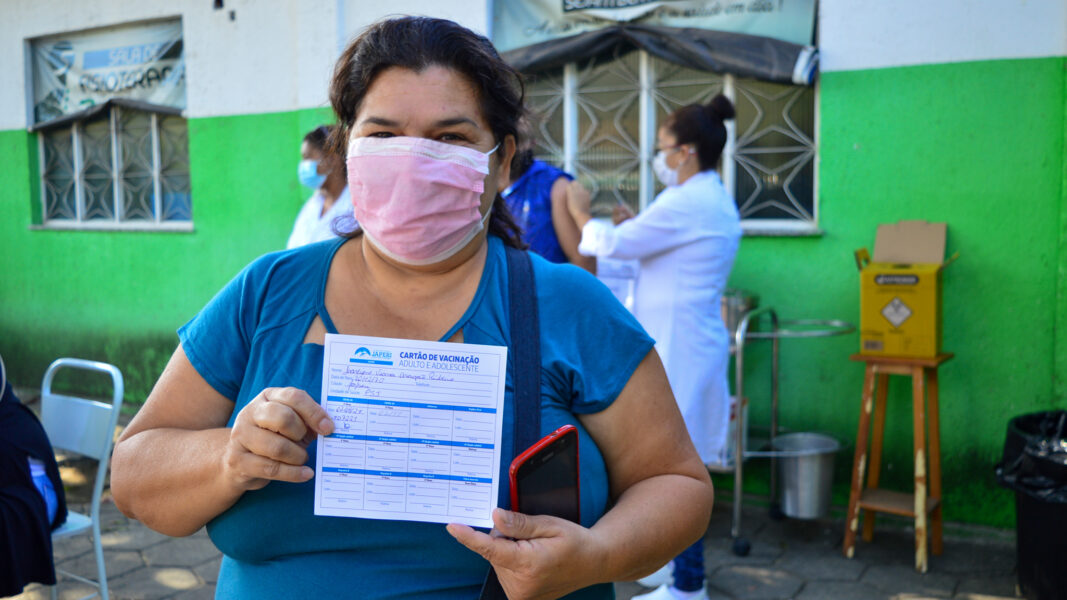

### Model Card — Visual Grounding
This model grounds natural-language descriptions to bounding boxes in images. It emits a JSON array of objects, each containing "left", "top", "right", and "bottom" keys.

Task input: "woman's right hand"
[{"left": 223, "top": 387, "right": 335, "bottom": 491}]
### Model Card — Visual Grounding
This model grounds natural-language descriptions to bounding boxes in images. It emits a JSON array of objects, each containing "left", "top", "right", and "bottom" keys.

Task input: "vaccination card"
[{"left": 315, "top": 333, "right": 508, "bottom": 528}]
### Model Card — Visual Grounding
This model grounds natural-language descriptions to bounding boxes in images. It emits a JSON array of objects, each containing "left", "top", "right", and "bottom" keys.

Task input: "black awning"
[
  {"left": 30, "top": 97, "right": 183, "bottom": 132},
  {"left": 502, "top": 23, "right": 817, "bottom": 85}
]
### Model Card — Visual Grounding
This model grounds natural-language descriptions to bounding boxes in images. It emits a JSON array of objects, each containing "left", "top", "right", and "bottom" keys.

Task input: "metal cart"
[{"left": 718, "top": 306, "right": 854, "bottom": 556}]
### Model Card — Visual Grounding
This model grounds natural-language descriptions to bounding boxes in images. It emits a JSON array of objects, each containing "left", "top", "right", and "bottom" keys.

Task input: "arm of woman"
[
  {"left": 566, "top": 182, "right": 692, "bottom": 261},
  {"left": 549, "top": 177, "right": 596, "bottom": 273},
  {"left": 110, "top": 345, "right": 334, "bottom": 537},
  {"left": 447, "top": 349, "right": 712, "bottom": 599}
]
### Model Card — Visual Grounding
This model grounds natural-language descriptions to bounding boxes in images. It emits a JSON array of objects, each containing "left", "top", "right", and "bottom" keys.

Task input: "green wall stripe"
[{"left": 1056, "top": 63, "right": 1067, "bottom": 406}]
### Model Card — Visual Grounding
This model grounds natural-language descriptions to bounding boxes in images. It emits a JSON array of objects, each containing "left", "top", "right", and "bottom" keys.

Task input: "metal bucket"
[{"left": 771, "top": 432, "right": 840, "bottom": 519}]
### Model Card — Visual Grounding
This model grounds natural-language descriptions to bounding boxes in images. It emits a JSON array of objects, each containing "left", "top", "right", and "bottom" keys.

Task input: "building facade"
[{"left": 1, "top": 0, "right": 1064, "bottom": 527}]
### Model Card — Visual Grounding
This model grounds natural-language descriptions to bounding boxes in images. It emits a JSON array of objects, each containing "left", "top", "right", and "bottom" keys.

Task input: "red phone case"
[{"left": 508, "top": 424, "right": 579, "bottom": 514}]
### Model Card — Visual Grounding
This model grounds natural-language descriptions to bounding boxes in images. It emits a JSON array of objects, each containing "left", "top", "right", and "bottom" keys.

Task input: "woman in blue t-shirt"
[
  {"left": 503, "top": 145, "right": 596, "bottom": 274},
  {"left": 111, "top": 17, "right": 713, "bottom": 600}
]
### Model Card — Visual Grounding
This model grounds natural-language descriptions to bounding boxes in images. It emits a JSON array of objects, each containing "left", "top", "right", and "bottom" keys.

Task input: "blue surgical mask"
[{"left": 298, "top": 159, "right": 327, "bottom": 189}]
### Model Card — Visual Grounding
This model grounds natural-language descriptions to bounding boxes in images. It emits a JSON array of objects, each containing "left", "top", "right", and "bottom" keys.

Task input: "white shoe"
[
  {"left": 630, "top": 583, "right": 709, "bottom": 600},
  {"left": 636, "top": 562, "right": 673, "bottom": 588}
]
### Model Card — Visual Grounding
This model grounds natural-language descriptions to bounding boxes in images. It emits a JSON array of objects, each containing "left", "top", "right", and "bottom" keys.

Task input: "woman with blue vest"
[
  {"left": 111, "top": 16, "right": 714, "bottom": 600},
  {"left": 504, "top": 145, "right": 596, "bottom": 273}
]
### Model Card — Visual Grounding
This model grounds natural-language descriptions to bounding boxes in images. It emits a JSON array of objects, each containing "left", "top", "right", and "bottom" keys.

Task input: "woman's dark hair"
[
  {"left": 328, "top": 16, "right": 526, "bottom": 248},
  {"left": 303, "top": 125, "right": 333, "bottom": 151},
  {"left": 510, "top": 147, "right": 536, "bottom": 182},
  {"left": 663, "top": 94, "right": 736, "bottom": 172}
]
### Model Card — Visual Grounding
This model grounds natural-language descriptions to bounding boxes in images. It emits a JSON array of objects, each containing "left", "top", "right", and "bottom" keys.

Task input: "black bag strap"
[
  {"left": 505, "top": 245, "right": 543, "bottom": 479},
  {"left": 480, "top": 245, "right": 541, "bottom": 600}
]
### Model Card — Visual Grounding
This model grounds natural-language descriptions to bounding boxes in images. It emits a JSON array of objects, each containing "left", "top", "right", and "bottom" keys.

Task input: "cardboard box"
[{"left": 854, "top": 221, "right": 955, "bottom": 358}]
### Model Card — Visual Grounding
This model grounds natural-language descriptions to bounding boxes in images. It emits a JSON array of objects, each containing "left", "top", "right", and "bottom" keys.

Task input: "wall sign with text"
[
  {"left": 493, "top": 0, "right": 816, "bottom": 52},
  {"left": 31, "top": 19, "right": 185, "bottom": 125}
]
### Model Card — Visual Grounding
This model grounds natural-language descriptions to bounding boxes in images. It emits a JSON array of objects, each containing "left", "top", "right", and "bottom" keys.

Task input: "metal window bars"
[
  {"left": 38, "top": 104, "right": 190, "bottom": 230},
  {"left": 522, "top": 49, "right": 816, "bottom": 230}
]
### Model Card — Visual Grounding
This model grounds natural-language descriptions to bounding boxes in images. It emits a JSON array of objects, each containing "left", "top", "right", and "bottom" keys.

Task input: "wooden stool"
[{"left": 842, "top": 352, "right": 953, "bottom": 573}]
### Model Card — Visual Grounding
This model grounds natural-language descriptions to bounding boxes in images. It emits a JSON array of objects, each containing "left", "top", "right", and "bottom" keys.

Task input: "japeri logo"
[{"left": 351, "top": 346, "right": 393, "bottom": 365}]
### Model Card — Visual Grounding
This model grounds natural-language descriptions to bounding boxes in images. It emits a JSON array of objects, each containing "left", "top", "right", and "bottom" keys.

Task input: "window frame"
[
  {"left": 34, "top": 103, "right": 192, "bottom": 232},
  {"left": 537, "top": 50, "right": 820, "bottom": 236}
]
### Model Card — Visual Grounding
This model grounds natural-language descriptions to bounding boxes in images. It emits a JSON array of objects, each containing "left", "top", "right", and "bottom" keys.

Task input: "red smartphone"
[{"left": 508, "top": 424, "right": 580, "bottom": 523}]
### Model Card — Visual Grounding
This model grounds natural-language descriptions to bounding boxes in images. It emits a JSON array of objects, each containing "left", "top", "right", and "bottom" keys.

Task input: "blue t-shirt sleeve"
[
  {"left": 534, "top": 259, "right": 655, "bottom": 414},
  {"left": 178, "top": 261, "right": 263, "bottom": 401}
]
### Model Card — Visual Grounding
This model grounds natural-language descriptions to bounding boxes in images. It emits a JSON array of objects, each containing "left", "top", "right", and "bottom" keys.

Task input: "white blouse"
[
  {"left": 579, "top": 170, "right": 741, "bottom": 464},
  {"left": 287, "top": 186, "right": 354, "bottom": 249}
]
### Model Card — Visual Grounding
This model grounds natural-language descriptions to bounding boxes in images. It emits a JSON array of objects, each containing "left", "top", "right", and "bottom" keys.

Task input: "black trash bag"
[
  {"left": 995, "top": 410, "right": 1067, "bottom": 502},
  {"left": 996, "top": 410, "right": 1067, "bottom": 600}
]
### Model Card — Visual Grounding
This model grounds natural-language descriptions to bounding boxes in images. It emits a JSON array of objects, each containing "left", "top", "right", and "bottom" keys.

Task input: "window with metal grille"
[
  {"left": 524, "top": 48, "right": 817, "bottom": 235},
  {"left": 38, "top": 104, "right": 191, "bottom": 230}
]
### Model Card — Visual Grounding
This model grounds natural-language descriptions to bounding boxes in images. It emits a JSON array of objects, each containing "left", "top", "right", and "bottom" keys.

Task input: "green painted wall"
[
  {"left": 1057, "top": 61, "right": 1067, "bottom": 410},
  {"left": 722, "top": 56, "right": 1067, "bottom": 527},
  {"left": 0, "top": 107, "right": 333, "bottom": 402}
]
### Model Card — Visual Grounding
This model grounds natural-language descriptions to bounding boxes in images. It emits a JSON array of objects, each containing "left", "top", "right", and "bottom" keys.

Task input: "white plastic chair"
[{"left": 41, "top": 358, "right": 124, "bottom": 600}]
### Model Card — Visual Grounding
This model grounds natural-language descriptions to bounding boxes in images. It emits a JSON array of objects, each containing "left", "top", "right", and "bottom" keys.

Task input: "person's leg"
[{"left": 671, "top": 539, "right": 705, "bottom": 592}]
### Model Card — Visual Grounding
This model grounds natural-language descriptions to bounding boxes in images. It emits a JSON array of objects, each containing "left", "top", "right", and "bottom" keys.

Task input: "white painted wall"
[
  {"left": 820, "top": 0, "right": 1067, "bottom": 72},
  {"left": 339, "top": 0, "right": 492, "bottom": 43},
  {"left": 0, "top": 0, "right": 486, "bottom": 130},
  {"left": 4, "top": 0, "right": 1060, "bottom": 130}
]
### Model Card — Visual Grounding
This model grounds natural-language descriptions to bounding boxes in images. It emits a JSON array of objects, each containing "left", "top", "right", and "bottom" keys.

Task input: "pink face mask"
[{"left": 347, "top": 136, "right": 497, "bottom": 266}]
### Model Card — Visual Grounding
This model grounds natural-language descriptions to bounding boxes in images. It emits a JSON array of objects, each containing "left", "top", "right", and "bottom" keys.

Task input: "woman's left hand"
[
  {"left": 447, "top": 508, "right": 603, "bottom": 600},
  {"left": 449, "top": 352, "right": 713, "bottom": 598}
]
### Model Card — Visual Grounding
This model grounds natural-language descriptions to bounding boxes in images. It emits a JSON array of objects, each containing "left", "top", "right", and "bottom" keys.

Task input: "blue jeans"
[
  {"left": 672, "top": 539, "right": 704, "bottom": 592},
  {"left": 31, "top": 466, "right": 58, "bottom": 524}
]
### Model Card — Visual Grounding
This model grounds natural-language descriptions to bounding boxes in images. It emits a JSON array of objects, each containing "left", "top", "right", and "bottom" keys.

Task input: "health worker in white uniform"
[
  {"left": 568, "top": 94, "right": 741, "bottom": 600},
  {"left": 288, "top": 125, "right": 355, "bottom": 249}
]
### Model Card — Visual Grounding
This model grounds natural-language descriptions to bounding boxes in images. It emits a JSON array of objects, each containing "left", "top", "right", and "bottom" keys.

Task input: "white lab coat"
[
  {"left": 287, "top": 186, "right": 355, "bottom": 249},
  {"left": 579, "top": 170, "right": 741, "bottom": 464}
]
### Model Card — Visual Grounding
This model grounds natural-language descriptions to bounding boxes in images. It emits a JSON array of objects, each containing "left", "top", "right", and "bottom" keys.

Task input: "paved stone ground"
[
  {"left": 13, "top": 498, "right": 219, "bottom": 600},
  {"left": 8, "top": 389, "right": 1019, "bottom": 599},
  {"left": 616, "top": 502, "right": 1019, "bottom": 600},
  {"left": 11, "top": 496, "right": 1018, "bottom": 600}
]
